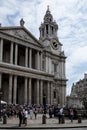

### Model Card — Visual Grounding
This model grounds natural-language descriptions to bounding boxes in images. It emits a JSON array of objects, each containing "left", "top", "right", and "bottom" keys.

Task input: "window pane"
[{"left": 54, "top": 64, "right": 57, "bottom": 72}]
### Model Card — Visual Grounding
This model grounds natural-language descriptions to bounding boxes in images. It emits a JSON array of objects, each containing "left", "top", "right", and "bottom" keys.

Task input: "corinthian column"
[
  {"left": 10, "top": 42, "right": 13, "bottom": 64},
  {"left": 24, "top": 77, "right": 28, "bottom": 104},
  {"left": 40, "top": 80, "right": 43, "bottom": 104},
  {"left": 15, "top": 44, "right": 18, "bottom": 65},
  {"left": 50, "top": 82, "right": 53, "bottom": 105},
  {"left": 47, "top": 81, "right": 50, "bottom": 104},
  {"left": 13, "top": 76, "right": 17, "bottom": 104},
  {"left": 25, "top": 47, "right": 28, "bottom": 67},
  {"left": 37, "top": 51, "right": 40, "bottom": 70},
  {"left": 0, "top": 38, "right": 3, "bottom": 62},
  {"left": 40, "top": 52, "right": 42, "bottom": 70},
  {"left": 28, "top": 78, "right": 31, "bottom": 104},
  {"left": 8, "top": 75, "right": 12, "bottom": 104},
  {"left": 36, "top": 79, "right": 39, "bottom": 105},
  {"left": 29, "top": 48, "right": 32, "bottom": 68}
]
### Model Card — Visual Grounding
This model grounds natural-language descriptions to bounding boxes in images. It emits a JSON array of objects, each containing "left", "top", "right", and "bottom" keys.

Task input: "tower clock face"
[{"left": 51, "top": 40, "right": 58, "bottom": 50}]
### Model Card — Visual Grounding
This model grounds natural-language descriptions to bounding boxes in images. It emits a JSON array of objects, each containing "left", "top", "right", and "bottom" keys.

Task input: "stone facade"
[
  {"left": 0, "top": 7, "right": 67, "bottom": 106},
  {"left": 69, "top": 73, "right": 87, "bottom": 108},
  {"left": 66, "top": 96, "right": 83, "bottom": 108},
  {"left": 71, "top": 74, "right": 87, "bottom": 99}
]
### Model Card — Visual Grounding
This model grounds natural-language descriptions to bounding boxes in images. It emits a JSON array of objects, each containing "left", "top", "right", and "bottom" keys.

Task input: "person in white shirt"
[
  {"left": 29, "top": 108, "right": 34, "bottom": 119},
  {"left": 24, "top": 109, "right": 28, "bottom": 126}
]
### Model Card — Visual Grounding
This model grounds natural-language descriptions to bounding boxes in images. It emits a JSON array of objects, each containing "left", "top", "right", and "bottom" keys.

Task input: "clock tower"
[
  {"left": 39, "top": 6, "right": 62, "bottom": 54},
  {"left": 39, "top": 6, "right": 67, "bottom": 107}
]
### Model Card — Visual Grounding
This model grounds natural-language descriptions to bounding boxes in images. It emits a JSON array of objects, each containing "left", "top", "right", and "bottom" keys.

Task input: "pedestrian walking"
[{"left": 18, "top": 109, "right": 23, "bottom": 127}]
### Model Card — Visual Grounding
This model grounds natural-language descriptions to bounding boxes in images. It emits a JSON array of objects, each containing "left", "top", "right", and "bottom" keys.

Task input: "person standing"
[
  {"left": 34, "top": 108, "right": 38, "bottom": 119},
  {"left": 18, "top": 109, "right": 23, "bottom": 127},
  {"left": 70, "top": 108, "right": 74, "bottom": 123},
  {"left": 49, "top": 107, "right": 53, "bottom": 118},
  {"left": 58, "top": 108, "right": 63, "bottom": 124},
  {"left": 29, "top": 108, "right": 34, "bottom": 119},
  {"left": 24, "top": 109, "right": 28, "bottom": 126}
]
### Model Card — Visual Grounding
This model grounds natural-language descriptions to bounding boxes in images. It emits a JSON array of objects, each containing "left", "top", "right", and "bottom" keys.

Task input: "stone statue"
[{"left": 20, "top": 18, "right": 25, "bottom": 26}]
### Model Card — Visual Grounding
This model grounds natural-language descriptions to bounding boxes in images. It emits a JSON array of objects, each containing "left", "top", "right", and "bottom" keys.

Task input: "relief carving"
[{"left": 14, "top": 30, "right": 31, "bottom": 40}]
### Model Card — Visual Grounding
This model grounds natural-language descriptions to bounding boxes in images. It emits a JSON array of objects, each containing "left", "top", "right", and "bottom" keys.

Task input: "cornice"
[{"left": 0, "top": 62, "right": 54, "bottom": 81}]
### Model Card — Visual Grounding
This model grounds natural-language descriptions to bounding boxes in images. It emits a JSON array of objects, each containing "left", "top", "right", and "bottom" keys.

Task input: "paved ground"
[
  {"left": 0, "top": 114, "right": 87, "bottom": 129},
  {"left": 0, "top": 128, "right": 87, "bottom": 130}
]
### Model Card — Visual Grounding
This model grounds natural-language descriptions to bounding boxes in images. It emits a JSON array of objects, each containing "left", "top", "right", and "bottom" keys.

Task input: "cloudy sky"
[{"left": 0, "top": 0, "right": 87, "bottom": 95}]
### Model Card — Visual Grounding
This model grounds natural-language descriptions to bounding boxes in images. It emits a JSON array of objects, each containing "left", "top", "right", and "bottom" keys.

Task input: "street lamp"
[{"left": 0, "top": 89, "right": 3, "bottom": 121}]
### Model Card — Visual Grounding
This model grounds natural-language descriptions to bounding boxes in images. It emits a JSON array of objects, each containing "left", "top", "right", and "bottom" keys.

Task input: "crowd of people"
[
  {"left": 0, "top": 104, "right": 77, "bottom": 126},
  {"left": 1, "top": 104, "right": 42, "bottom": 126}
]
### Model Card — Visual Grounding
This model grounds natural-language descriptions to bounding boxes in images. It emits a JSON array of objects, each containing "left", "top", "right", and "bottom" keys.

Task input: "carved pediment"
[
  {"left": 0, "top": 27, "right": 42, "bottom": 47},
  {"left": 9, "top": 29, "right": 34, "bottom": 41}
]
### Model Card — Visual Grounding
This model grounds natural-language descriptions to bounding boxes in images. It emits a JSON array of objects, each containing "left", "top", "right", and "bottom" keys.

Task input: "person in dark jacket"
[
  {"left": 18, "top": 110, "right": 23, "bottom": 127},
  {"left": 34, "top": 108, "right": 38, "bottom": 119},
  {"left": 58, "top": 108, "right": 63, "bottom": 124},
  {"left": 49, "top": 108, "right": 53, "bottom": 118}
]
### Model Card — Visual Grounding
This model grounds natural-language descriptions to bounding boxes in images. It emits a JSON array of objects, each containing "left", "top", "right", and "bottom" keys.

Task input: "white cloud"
[{"left": 0, "top": 0, "right": 87, "bottom": 95}]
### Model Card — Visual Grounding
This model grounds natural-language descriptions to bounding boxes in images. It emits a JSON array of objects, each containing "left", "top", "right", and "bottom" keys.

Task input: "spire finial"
[{"left": 47, "top": 5, "right": 49, "bottom": 11}]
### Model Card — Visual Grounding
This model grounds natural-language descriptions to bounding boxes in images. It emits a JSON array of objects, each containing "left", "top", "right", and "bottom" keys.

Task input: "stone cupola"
[{"left": 39, "top": 6, "right": 58, "bottom": 42}]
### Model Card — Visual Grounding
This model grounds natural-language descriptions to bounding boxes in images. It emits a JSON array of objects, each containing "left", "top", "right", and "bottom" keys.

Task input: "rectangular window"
[{"left": 54, "top": 64, "right": 57, "bottom": 73}]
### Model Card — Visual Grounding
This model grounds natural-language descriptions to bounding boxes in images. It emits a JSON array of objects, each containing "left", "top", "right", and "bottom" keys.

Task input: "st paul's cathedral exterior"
[{"left": 0, "top": 7, "right": 67, "bottom": 107}]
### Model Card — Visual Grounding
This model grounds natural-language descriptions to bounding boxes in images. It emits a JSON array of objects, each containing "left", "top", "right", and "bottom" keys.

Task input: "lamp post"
[{"left": 0, "top": 89, "right": 3, "bottom": 121}]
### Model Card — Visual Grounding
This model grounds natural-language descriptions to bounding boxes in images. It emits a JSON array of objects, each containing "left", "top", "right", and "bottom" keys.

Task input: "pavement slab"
[{"left": 0, "top": 114, "right": 87, "bottom": 129}]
